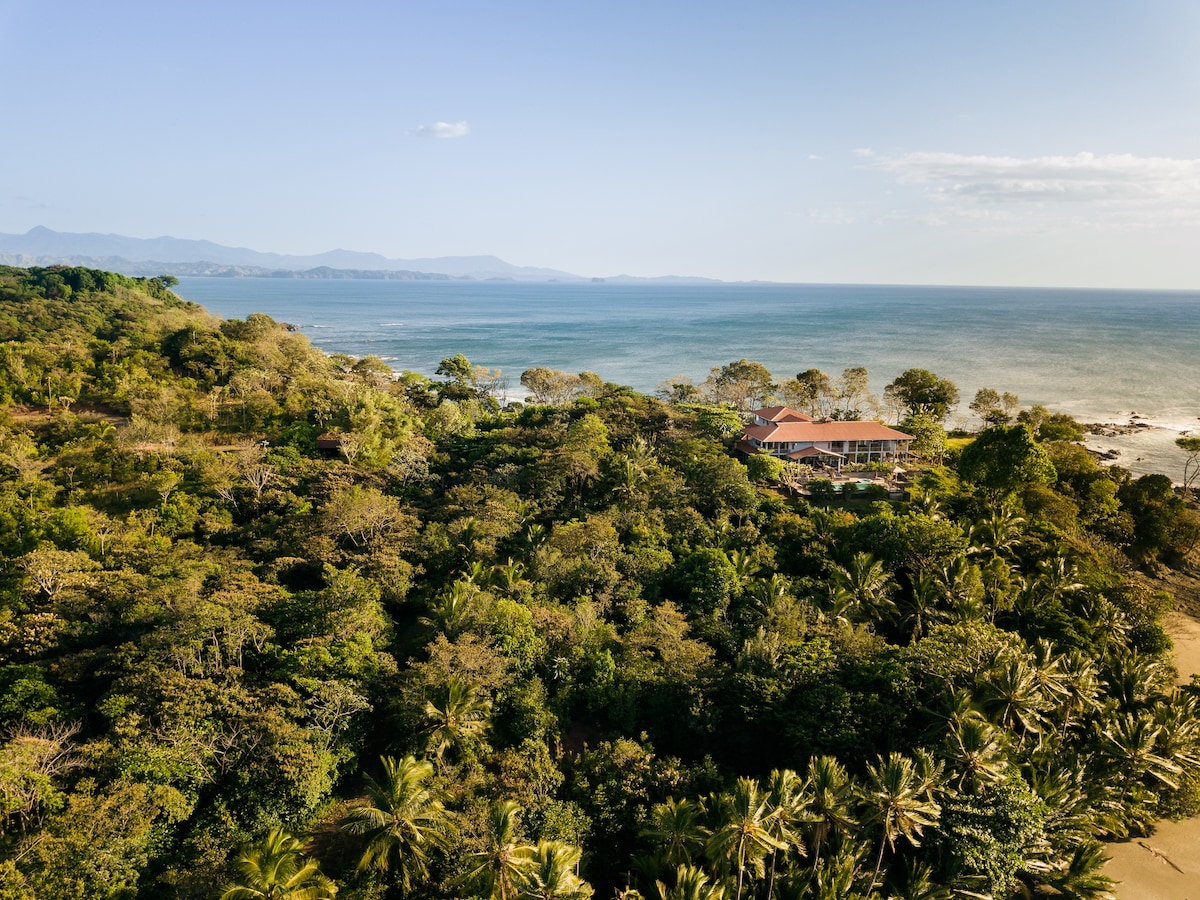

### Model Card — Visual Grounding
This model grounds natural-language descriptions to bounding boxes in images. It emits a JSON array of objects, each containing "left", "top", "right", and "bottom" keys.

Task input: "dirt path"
[{"left": 1102, "top": 611, "right": 1200, "bottom": 898}]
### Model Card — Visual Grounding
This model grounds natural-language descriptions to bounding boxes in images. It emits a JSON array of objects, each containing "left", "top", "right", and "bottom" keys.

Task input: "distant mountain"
[{"left": 0, "top": 227, "right": 589, "bottom": 283}]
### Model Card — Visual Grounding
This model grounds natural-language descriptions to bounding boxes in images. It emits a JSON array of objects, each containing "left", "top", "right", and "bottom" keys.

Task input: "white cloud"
[
  {"left": 416, "top": 121, "right": 470, "bottom": 139},
  {"left": 869, "top": 151, "right": 1200, "bottom": 209}
]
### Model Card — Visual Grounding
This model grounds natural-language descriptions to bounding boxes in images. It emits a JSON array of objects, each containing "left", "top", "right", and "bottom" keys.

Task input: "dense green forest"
[{"left": 1, "top": 265, "right": 1199, "bottom": 900}]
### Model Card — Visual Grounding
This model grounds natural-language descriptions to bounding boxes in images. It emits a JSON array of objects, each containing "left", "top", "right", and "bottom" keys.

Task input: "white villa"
[{"left": 736, "top": 406, "right": 913, "bottom": 470}]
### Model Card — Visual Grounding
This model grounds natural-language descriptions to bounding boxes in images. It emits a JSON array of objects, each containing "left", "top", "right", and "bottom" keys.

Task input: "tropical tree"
[
  {"left": 883, "top": 369, "right": 959, "bottom": 422},
  {"left": 340, "top": 755, "right": 450, "bottom": 890},
  {"left": 979, "top": 656, "right": 1052, "bottom": 741},
  {"left": 705, "top": 777, "right": 786, "bottom": 900},
  {"left": 423, "top": 676, "right": 492, "bottom": 764},
  {"left": 958, "top": 424, "right": 1056, "bottom": 494},
  {"left": 642, "top": 797, "right": 709, "bottom": 869},
  {"left": 516, "top": 840, "right": 593, "bottom": 900},
  {"left": 897, "top": 573, "right": 949, "bottom": 641},
  {"left": 829, "top": 552, "right": 896, "bottom": 626},
  {"left": 704, "top": 359, "right": 776, "bottom": 411},
  {"left": 763, "top": 768, "right": 808, "bottom": 899},
  {"left": 463, "top": 800, "right": 535, "bottom": 900},
  {"left": 802, "top": 756, "right": 858, "bottom": 880},
  {"left": 1176, "top": 435, "right": 1200, "bottom": 501},
  {"left": 652, "top": 865, "right": 725, "bottom": 900},
  {"left": 969, "top": 388, "right": 1019, "bottom": 427},
  {"left": 1098, "top": 711, "right": 1184, "bottom": 804},
  {"left": 219, "top": 828, "right": 337, "bottom": 900},
  {"left": 858, "top": 753, "right": 942, "bottom": 895},
  {"left": 941, "top": 715, "right": 1009, "bottom": 794},
  {"left": 1043, "top": 840, "right": 1116, "bottom": 899},
  {"left": 421, "top": 578, "right": 481, "bottom": 637},
  {"left": 790, "top": 368, "right": 833, "bottom": 417},
  {"left": 966, "top": 503, "right": 1025, "bottom": 561}
]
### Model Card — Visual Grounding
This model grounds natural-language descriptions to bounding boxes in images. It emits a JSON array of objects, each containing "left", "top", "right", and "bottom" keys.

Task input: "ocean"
[{"left": 173, "top": 278, "right": 1200, "bottom": 481}]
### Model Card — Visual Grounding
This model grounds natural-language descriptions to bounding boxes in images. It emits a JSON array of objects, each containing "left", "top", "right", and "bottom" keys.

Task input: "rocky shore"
[{"left": 1081, "top": 415, "right": 1198, "bottom": 479}]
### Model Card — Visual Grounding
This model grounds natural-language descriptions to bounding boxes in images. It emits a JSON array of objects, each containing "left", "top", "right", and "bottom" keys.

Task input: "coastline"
[{"left": 1081, "top": 416, "right": 1198, "bottom": 483}]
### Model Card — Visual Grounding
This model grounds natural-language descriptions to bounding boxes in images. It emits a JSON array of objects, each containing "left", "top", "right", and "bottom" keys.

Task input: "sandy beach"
[{"left": 1103, "top": 611, "right": 1200, "bottom": 898}]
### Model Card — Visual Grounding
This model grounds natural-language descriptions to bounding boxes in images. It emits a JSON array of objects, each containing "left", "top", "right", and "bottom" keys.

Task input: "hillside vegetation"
[{"left": 0, "top": 265, "right": 1198, "bottom": 900}]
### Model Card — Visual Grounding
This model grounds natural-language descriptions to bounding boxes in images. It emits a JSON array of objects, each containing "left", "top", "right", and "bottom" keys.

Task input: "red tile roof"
[
  {"left": 744, "top": 420, "right": 914, "bottom": 442},
  {"left": 754, "top": 406, "right": 815, "bottom": 423}
]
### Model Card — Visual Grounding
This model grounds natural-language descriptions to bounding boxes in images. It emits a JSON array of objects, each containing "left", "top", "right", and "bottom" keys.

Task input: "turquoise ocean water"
[{"left": 174, "top": 278, "right": 1200, "bottom": 480}]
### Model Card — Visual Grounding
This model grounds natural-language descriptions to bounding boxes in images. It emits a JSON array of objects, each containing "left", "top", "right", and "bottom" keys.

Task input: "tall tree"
[
  {"left": 220, "top": 828, "right": 337, "bottom": 900},
  {"left": 653, "top": 865, "right": 725, "bottom": 900},
  {"left": 830, "top": 552, "right": 897, "bottom": 625},
  {"left": 858, "top": 753, "right": 942, "bottom": 895},
  {"left": 1176, "top": 435, "right": 1200, "bottom": 501},
  {"left": 802, "top": 755, "right": 858, "bottom": 879},
  {"left": 703, "top": 359, "right": 776, "bottom": 412},
  {"left": 790, "top": 368, "right": 833, "bottom": 417},
  {"left": 958, "top": 425, "right": 1056, "bottom": 494},
  {"left": 833, "top": 366, "right": 871, "bottom": 419},
  {"left": 883, "top": 369, "right": 959, "bottom": 422},
  {"left": 463, "top": 800, "right": 535, "bottom": 900},
  {"left": 642, "top": 797, "right": 709, "bottom": 869},
  {"left": 516, "top": 840, "right": 593, "bottom": 900},
  {"left": 423, "top": 676, "right": 492, "bottom": 765},
  {"left": 969, "top": 388, "right": 1020, "bottom": 427},
  {"left": 340, "top": 755, "right": 450, "bottom": 890},
  {"left": 705, "top": 778, "right": 786, "bottom": 900}
]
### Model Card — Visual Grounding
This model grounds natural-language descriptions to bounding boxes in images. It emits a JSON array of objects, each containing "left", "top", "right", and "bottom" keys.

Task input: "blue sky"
[{"left": 3, "top": 0, "right": 1200, "bottom": 287}]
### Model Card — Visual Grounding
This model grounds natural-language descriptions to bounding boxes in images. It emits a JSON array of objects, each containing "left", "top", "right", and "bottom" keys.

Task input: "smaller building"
[{"left": 737, "top": 406, "right": 913, "bottom": 470}]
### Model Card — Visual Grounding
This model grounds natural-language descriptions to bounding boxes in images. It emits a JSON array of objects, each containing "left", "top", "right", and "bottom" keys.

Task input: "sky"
[{"left": 3, "top": 0, "right": 1200, "bottom": 287}]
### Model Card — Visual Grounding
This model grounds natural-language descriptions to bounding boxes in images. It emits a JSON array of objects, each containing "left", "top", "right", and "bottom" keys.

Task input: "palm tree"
[
  {"left": 727, "top": 550, "right": 762, "bottom": 584},
  {"left": 1077, "top": 596, "right": 1131, "bottom": 656},
  {"left": 763, "top": 768, "right": 808, "bottom": 898},
  {"left": 897, "top": 573, "right": 949, "bottom": 641},
  {"left": 1027, "top": 639, "right": 1072, "bottom": 734},
  {"left": 463, "top": 800, "right": 535, "bottom": 900},
  {"left": 1034, "top": 555, "right": 1084, "bottom": 603},
  {"left": 885, "top": 859, "right": 952, "bottom": 900},
  {"left": 653, "top": 865, "right": 725, "bottom": 900},
  {"left": 979, "top": 655, "right": 1051, "bottom": 740},
  {"left": 1099, "top": 710, "right": 1184, "bottom": 794},
  {"left": 858, "top": 753, "right": 942, "bottom": 895},
  {"left": 966, "top": 502, "right": 1025, "bottom": 560},
  {"left": 516, "top": 840, "right": 593, "bottom": 900},
  {"left": 807, "top": 835, "right": 869, "bottom": 900},
  {"left": 642, "top": 797, "right": 709, "bottom": 869},
  {"left": 220, "top": 828, "right": 337, "bottom": 900},
  {"left": 705, "top": 777, "right": 786, "bottom": 900},
  {"left": 1103, "top": 648, "right": 1172, "bottom": 711},
  {"left": 1054, "top": 650, "right": 1101, "bottom": 739},
  {"left": 936, "top": 557, "right": 986, "bottom": 624},
  {"left": 420, "top": 578, "right": 480, "bottom": 637},
  {"left": 423, "top": 676, "right": 492, "bottom": 764},
  {"left": 748, "top": 573, "right": 791, "bottom": 618},
  {"left": 1024, "top": 761, "right": 1102, "bottom": 849},
  {"left": 492, "top": 558, "right": 532, "bottom": 597},
  {"left": 830, "top": 552, "right": 897, "bottom": 626},
  {"left": 1044, "top": 840, "right": 1116, "bottom": 900},
  {"left": 1152, "top": 690, "right": 1200, "bottom": 776},
  {"left": 802, "top": 756, "right": 857, "bottom": 881},
  {"left": 909, "top": 492, "right": 945, "bottom": 521},
  {"left": 340, "top": 755, "right": 449, "bottom": 891},
  {"left": 941, "top": 715, "right": 1009, "bottom": 794}
]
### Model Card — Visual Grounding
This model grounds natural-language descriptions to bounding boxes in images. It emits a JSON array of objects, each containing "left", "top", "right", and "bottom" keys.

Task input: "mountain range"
[{"left": 0, "top": 227, "right": 721, "bottom": 285}]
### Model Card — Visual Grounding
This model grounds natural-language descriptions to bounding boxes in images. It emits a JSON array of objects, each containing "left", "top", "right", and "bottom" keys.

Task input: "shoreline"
[{"left": 1080, "top": 416, "right": 1198, "bottom": 484}]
